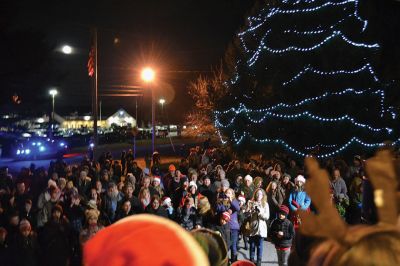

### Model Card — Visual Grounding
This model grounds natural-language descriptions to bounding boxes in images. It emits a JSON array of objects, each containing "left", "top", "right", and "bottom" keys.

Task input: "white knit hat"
[
  {"left": 295, "top": 175, "right": 306, "bottom": 184},
  {"left": 244, "top": 175, "right": 253, "bottom": 182},
  {"left": 189, "top": 181, "right": 197, "bottom": 190}
]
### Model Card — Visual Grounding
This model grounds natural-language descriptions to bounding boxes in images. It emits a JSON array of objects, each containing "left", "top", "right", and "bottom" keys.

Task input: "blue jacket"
[
  {"left": 216, "top": 199, "right": 240, "bottom": 230},
  {"left": 289, "top": 191, "right": 311, "bottom": 211}
]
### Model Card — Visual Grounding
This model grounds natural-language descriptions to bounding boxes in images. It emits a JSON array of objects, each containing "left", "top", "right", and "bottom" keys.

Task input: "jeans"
[
  {"left": 249, "top": 235, "right": 263, "bottom": 262},
  {"left": 276, "top": 248, "right": 290, "bottom": 266},
  {"left": 231, "top": 229, "right": 239, "bottom": 257}
]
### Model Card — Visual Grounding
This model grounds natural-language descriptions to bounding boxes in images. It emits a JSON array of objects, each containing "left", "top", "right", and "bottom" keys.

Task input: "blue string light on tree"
[
  {"left": 282, "top": 63, "right": 379, "bottom": 86},
  {"left": 239, "top": 0, "right": 368, "bottom": 54},
  {"left": 232, "top": 131, "right": 398, "bottom": 158},
  {"left": 248, "top": 30, "right": 379, "bottom": 66},
  {"left": 216, "top": 0, "right": 397, "bottom": 158},
  {"left": 215, "top": 107, "right": 392, "bottom": 134},
  {"left": 215, "top": 88, "right": 387, "bottom": 122}
]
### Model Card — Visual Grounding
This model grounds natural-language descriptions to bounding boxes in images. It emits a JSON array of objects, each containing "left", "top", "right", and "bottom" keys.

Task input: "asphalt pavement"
[
  {"left": 236, "top": 238, "right": 278, "bottom": 265},
  {"left": 0, "top": 141, "right": 185, "bottom": 174}
]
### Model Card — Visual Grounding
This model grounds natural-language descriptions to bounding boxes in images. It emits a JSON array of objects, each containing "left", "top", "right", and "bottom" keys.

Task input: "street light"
[
  {"left": 49, "top": 89, "right": 58, "bottom": 118},
  {"left": 49, "top": 89, "right": 58, "bottom": 134},
  {"left": 159, "top": 98, "right": 165, "bottom": 124},
  {"left": 141, "top": 67, "right": 156, "bottom": 154}
]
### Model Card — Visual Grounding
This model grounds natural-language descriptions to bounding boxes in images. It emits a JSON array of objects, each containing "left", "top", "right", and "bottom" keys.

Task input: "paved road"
[
  {"left": 0, "top": 142, "right": 185, "bottom": 174},
  {"left": 236, "top": 238, "right": 278, "bottom": 265}
]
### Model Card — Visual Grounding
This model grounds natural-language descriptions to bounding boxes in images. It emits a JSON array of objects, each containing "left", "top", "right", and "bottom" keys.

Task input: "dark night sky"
[{"left": 1, "top": 0, "right": 400, "bottom": 124}]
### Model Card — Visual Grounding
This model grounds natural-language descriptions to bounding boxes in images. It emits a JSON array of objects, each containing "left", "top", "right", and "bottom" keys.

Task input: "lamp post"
[
  {"left": 159, "top": 98, "right": 165, "bottom": 124},
  {"left": 49, "top": 89, "right": 58, "bottom": 120},
  {"left": 141, "top": 67, "right": 156, "bottom": 154},
  {"left": 49, "top": 89, "right": 58, "bottom": 135}
]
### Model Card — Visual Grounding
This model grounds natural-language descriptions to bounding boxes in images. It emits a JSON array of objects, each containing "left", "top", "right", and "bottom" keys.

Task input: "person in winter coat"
[
  {"left": 226, "top": 188, "right": 241, "bottom": 263},
  {"left": 280, "top": 174, "right": 295, "bottom": 205},
  {"left": 102, "top": 182, "right": 123, "bottom": 222},
  {"left": 39, "top": 204, "right": 72, "bottom": 266},
  {"left": 211, "top": 211, "right": 231, "bottom": 253},
  {"left": 237, "top": 194, "right": 249, "bottom": 250},
  {"left": 161, "top": 197, "right": 175, "bottom": 220},
  {"left": 176, "top": 197, "right": 200, "bottom": 231},
  {"left": 241, "top": 175, "right": 255, "bottom": 201},
  {"left": 330, "top": 168, "right": 349, "bottom": 217},
  {"left": 269, "top": 205, "right": 295, "bottom": 266},
  {"left": 172, "top": 176, "right": 189, "bottom": 210},
  {"left": 245, "top": 188, "right": 270, "bottom": 266},
  {"left": 197, "top": 196, "right": 215, "bottom": 229},
  {"left": 79, "top": 208, "right": 104, "bottom": 245},
  {"left": 266, "top": 181, "right": 284, "bottom": 219},
  {"left": 288, "top": 175, "right": 311, "bottom": 229},
  {"left": 9, "top": 219, "right": 40, "bottom": 266},
  {"left": 146, "top": 195, "right": 168, "bottom": 218}
]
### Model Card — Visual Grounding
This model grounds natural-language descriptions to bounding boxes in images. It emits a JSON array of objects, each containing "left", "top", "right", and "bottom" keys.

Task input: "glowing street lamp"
[
  {"left": 141, "top": 67, "right": 155, "bottom": 82},
  {"left": 141, "top": 67, "right": 156, "bottom": 154},
  {"left": 159, "top": 98, "right": 165, "bottom": 124},
  {"left": 49, "top": 89, "right": 58, "bottom": 119},
  {"left": 49, "top": 89, "right": 58, "bottom": 134}
]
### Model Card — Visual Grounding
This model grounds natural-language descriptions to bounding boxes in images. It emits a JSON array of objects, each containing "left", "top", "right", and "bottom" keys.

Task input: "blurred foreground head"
[
  {"left": 299, "top": 148, "right": 400, "bottom": 266},
  {"left": 84, "top": 214, "right": 209, "bottom": 266}
]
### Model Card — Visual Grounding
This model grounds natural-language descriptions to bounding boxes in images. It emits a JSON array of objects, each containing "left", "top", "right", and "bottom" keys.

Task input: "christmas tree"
[{"left": 215, "top": 0, "right": 398, "bottom": 157}]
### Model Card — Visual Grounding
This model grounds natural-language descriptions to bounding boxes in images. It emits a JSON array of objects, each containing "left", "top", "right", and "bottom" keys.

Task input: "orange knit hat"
[{"left": 84, "top": 214, "right": 209, "bottom": 266}]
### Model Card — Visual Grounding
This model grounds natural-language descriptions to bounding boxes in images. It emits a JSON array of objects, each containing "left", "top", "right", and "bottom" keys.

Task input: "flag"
[{"left": 87, "top": 45, "right": 95, "bottom": 77}]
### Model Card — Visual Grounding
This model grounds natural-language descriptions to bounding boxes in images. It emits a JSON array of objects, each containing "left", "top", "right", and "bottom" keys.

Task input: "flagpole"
[{"left": 92, "top": 27, "right": 98, "bottom": 160}]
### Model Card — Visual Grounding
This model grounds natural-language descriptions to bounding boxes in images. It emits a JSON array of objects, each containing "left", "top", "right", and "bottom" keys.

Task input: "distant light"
[
  {"left": 16, "top": 150, "right": 21, "bottom": 155},
  {"left": 60, "top": 142, "right": 65, "bottom": 147},
  {"left": 25, "top": 149, "right": 31, "bottom": 154},
  {"left": 141, "top": 67, "right": 155, "bottom": 82},
  {"left": 114, "top": 38, "right": 120, "bottom": 45},
  {"left": 37, "top": 142, "right": 42, "bottom": 146},
  {"left": 22, "top": 133, "right": 31, "bottom": 138},
  {"left": 21, "top": 150, "right": 25, "bottom": 154},
  {"left": 32, "top": 142, "right": 36, "bottom": 146},
  {"left": 37, "top": 118, "right": 45, "bottom": 123},
  {"left": 39, "top": 146, "right": 45, "bottom": 152},
  {"left": 49, "top": 89, "right": 58, "bottom": 96},
  {"left": 159, "top": 99, "right": 166, "bottom": 105},
  {"left": 83, "top": 115, "right": 91, "bottom": 121},
  {"left": 119, "top": 111, "right": 124, "bottom": 116},
  {"left": 89, "top": 143, "right": 95, "bottom": 148},
  {"left": 62, "top": 45, "right": 72, "bottom": 54},
  {"left": 183, "top": 126, "right": 187, "bottom": 129}
]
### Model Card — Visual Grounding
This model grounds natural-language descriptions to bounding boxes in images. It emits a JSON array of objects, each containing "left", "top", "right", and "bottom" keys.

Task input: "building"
[{"left": 60, "top": 108, "right": 136, "bottom": 129}]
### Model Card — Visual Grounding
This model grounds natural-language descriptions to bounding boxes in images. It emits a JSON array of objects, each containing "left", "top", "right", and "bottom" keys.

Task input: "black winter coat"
[
  {"left": 269, "top": 218, "right": 295, "bottom": 248},
  {"left": 176, "top": 207, "right": 200, "bottom": 231}
]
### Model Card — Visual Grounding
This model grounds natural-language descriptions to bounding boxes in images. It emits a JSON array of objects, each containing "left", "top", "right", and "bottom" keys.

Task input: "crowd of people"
[{"left": 0, "top": 142, "right": 396, "bottom": 266}]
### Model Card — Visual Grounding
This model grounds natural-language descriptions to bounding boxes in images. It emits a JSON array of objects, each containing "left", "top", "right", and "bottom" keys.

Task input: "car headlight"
[
  {"left": 39, "top": 146, "right": 46, "bottom": 152},
  {"left": 59, "top": 142, "right": 65, "bottom": 147},
  {"left": 17, "top": 149, "right": 21, "bottom": 155},
  {"left": 25, "top": 149, "right": 31, "bottom": 154}
]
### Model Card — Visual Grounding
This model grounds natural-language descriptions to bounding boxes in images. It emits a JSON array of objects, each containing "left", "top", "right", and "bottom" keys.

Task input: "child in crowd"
[{"left": 269, "top": 205, "right": 295, "bottom": 266}]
